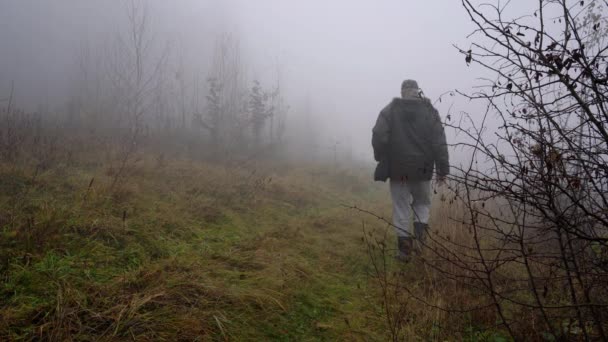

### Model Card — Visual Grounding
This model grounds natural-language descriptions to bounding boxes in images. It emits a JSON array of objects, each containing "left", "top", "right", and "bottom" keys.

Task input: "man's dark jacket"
[{"left": 372, "top": 97, "right": 449, "bottom": 181}]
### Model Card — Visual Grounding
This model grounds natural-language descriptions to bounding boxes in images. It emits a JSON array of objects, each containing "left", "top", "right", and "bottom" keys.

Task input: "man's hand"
[{"left": 436, "top": 175, "right": 447, "bottom": 186}]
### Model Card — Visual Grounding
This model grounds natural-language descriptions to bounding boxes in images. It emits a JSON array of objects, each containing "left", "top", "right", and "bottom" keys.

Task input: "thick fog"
[{"left": 0, "top": 0, "right": 492, "bottom": 163}]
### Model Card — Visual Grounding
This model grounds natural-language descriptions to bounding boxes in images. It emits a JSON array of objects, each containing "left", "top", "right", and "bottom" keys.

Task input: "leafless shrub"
[
  {"left": 105, "top": 0, "right": 170, "bottom": 190},
  {"left": 429, "top": 0, "right": 608, "bottom": 340}
]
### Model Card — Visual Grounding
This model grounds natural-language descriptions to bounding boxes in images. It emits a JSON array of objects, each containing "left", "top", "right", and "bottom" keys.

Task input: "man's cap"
[{"left": 401, "top": 79, "right": 419, "bottom": 89}]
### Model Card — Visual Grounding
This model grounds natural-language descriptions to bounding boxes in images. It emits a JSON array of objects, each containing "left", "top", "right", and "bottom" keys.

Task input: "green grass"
[
  {"left": 0, "top": 155, "right": 517, "bottom": 341},
  {"left": 0, "top": 157, "right": 395, "bottom": 341}
]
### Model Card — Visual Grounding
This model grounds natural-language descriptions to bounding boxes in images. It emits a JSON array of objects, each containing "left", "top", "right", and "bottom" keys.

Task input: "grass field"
[
  {"left": 0, "top": 153, "right": 510, "bottom": 341},
  {"left": 0, "top": 154, "right": 385, "bottom": 341}
]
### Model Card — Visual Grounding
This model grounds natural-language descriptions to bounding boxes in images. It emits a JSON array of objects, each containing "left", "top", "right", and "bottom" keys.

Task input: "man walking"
[{"left": 372, "top": 80, "right": 449, "bottom": 261}]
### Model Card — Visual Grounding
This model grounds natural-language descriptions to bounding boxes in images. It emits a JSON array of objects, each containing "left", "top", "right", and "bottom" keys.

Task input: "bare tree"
[
  {"left": 206, "top": 33, "right": 248, "bottom": 157},
  {"left": 427, "top": 0, "right": 608, "bottom": 340},
  {"left": 268, "top": 65, "right": 289, "bottom": 145},
  {"left": 248, "top": 79, "right": 272, "bottom": 149},
  {"left": 106, "top": 0, "right": 169, "bottom": 188},
  {"left": 193, "top": 76, "right": 223, "bottom": 158},
  {"left": 0, "top": 83, "right": 18, "bottom": 163}
]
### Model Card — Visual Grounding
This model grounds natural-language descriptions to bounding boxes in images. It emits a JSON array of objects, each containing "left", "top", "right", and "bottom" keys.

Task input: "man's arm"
[
  {"left": 372, "top": 103, "right": 392, "bottom": 162},
  {"left": 430, "top": 107, "right": 449, "bottom": 178}
]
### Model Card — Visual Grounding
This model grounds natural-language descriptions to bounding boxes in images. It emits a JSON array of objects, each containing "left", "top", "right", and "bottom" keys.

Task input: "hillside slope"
[{"left": 1, "top": 157, "right": 399, "bottom": 341}]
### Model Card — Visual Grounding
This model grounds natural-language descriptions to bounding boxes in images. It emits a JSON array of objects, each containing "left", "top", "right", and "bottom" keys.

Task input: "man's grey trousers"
[{"left": 389, "top": 179, "right": 431, "bottom": 237}]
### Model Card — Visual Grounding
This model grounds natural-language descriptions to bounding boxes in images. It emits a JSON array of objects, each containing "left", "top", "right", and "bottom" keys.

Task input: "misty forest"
[{"left": 1, "top": 1, "right": 608, "bottom": 341}]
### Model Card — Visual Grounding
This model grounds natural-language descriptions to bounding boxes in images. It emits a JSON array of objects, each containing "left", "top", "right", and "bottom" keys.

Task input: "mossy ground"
[
  {"left": 0, "top": 156, "right": 398, "bottom": 341},
  {"left": 0, "top": 155, "right": 512, "bottom": 341}
]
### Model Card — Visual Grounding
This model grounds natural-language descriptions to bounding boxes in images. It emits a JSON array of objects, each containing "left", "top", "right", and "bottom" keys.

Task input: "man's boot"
[
  {"left": 397, "top": 236, "right": 414, "bottom": 262},
  {"left": 414, "top": 222, "right": 429, "bottom": 252}
]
